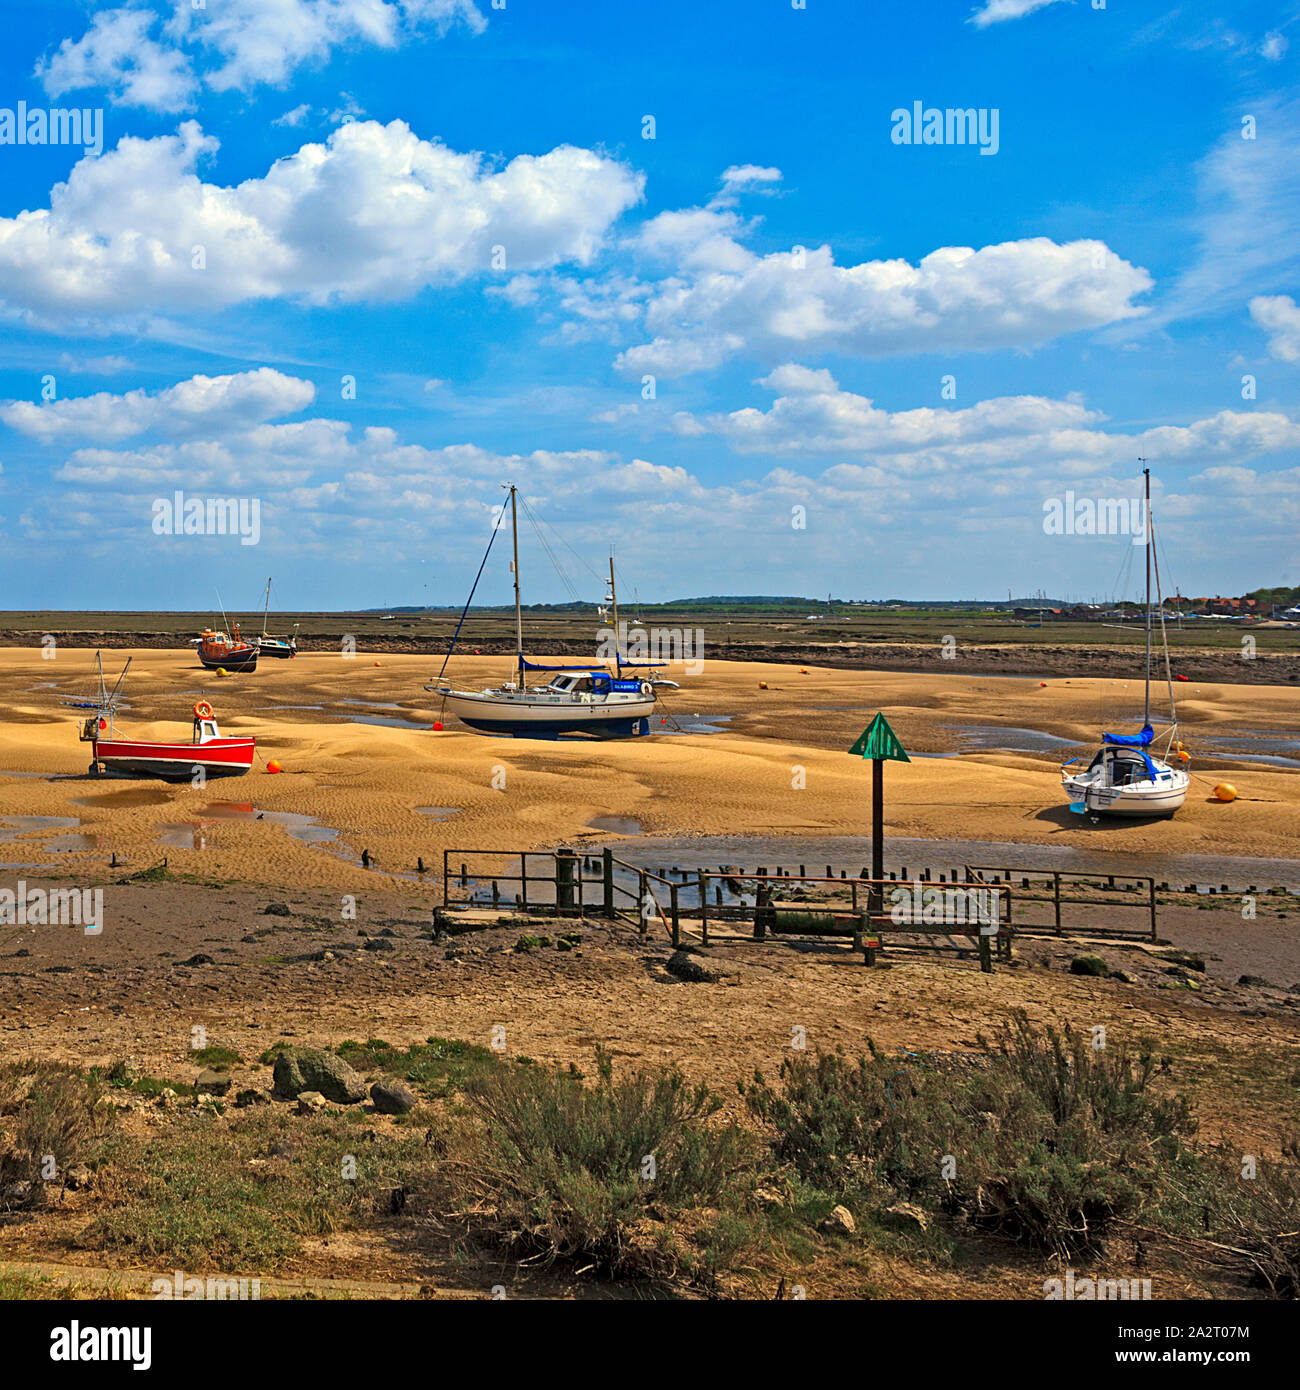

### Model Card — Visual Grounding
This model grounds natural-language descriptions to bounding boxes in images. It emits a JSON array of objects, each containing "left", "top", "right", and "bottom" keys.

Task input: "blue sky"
[{"left": 0, "top": 0, "right": 1297, "bottom": 611}]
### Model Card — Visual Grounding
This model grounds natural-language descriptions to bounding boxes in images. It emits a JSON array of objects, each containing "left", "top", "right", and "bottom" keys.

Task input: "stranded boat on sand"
[
  {"left": 75, "top": 654, "right": 255, "bottom": 779},
  {"left": 428, "top": 484, "right": 670, "bottom": 739},
  {"left": 1061, "top": 467, "right": 1190, "bottom": 818},
  {"left": 253, "top": 577, "right": 298, "bottom": 660},
  {"left": 193, "top": 623, "right": 259, "bottom": 672}
]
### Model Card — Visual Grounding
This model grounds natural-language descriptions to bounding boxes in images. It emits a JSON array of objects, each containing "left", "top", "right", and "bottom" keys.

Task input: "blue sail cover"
[
  {"left": 517, "top": 658, "right": 652, "bottom": 695},
  {"left": 520, "top": 660, "right": 607, "bottom": 672},
  {"left": 520, "top": 658, "right": 665, "bottom": 671},
  {"left": 1101, "top": 724, "right": 1159, "bottom": 781},
  {"left": 1102, "top": 723, "right": 1155, "bottom": 748}
]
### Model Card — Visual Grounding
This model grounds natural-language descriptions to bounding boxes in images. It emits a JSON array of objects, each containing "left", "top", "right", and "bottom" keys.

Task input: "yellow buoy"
[
  {"left": 216, "top": 667, "right": 228, "bottom": 676},
  {"left": 1213, "top": 783, "right": 1237, "bottom": 802}
]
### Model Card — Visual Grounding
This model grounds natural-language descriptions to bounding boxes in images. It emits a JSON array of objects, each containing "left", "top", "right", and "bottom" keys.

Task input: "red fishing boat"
[{"left": 76, "top": 655, "right": 256, "bottom": 780}]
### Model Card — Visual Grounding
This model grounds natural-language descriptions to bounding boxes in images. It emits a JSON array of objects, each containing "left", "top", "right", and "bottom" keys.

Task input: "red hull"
[{"left": 93, "top": 738, "right": 255, "bottom": 779}]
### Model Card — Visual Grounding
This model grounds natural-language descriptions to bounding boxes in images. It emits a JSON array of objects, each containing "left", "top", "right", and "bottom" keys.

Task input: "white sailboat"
[
  {"left": 253, "top": 578, "right": 298, "bottom": 659},
  {"left": 428, "top": 485, "right": 663, "bottom": 739},
  {"left": 1061, "top": 466, "right": 1190, "bottom": 818}
]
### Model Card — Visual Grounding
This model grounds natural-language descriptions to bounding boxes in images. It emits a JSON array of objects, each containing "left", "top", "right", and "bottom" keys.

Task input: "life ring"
[
  {"left": 639, "top": 681, "right": 653, "bottom": 697},
  {"left": 193, "top": 701, "right": 215, "bottom": 720}
]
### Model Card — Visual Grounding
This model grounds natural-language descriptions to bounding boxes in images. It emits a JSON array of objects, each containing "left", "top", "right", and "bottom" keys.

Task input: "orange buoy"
[
  {"left": 1039, "top": 682, "right": 1047, "bottom": 688},
  {"left": 374, "top": 661, "right": 381, "bottom": 666},
  {"left": 432, "top": 721, "right": 444, "bottom": 731},
  {"left": 1213, "top": 783, "right": 1237, "bottom": 802},
  {"left": 193, "top": 701, "right": 214, "bottom": 720},
  {"left": 267, "top": 759, "right": 282, "bottom": 774},
  {"left": 799, "top": 668, "right": 808, "bottom": 674}
]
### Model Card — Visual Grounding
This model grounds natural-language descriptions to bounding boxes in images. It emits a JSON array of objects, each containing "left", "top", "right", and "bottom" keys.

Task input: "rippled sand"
[{"left": 0, "top": 646, "right": 1295, "bottom": 893}]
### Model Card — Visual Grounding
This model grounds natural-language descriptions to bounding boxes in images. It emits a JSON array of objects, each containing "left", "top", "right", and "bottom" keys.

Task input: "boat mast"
[
  {"left": 262, "top": 578, "right": 272, "bottom": 638},
  {"left": 608, "top": 554, "right": 621, "bottom": 673},
  {"left": 1141, "top": 462, "right": 1151, "bottom": 728},
  {"left": 508, "top": 484, "right": 524, "bottom": 689}
]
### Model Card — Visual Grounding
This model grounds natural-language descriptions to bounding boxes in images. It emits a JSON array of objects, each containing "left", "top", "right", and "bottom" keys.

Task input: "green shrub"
[
  {"left": 0, "top": 1062, "right": 108, "bottom": 1203},
  {"left": 190, "top": 1046, "right": 242, "bottom": 1070},
  {"left": 742, "top": 1012, "right": 1197, "bottom": 1258},
  {"left": 460, "top": 1057, "right": 759, "bottom": 1279},
  {"left": 335, "top": 1036, "right": 496, "bottom": 1099}
]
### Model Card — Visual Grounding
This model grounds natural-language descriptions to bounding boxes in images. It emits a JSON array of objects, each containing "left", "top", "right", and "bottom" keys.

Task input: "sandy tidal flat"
[{"left": 0, "top": 647, "right": 1296, "bottom": 893}]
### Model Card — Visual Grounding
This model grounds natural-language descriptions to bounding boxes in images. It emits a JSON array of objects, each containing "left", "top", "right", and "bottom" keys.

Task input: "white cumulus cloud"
[
  {"left": 1, "top": 368, "right": 316, "bottom": 442},
  {"left": 36, "top": 6, "right": 198, "bottom": 112},
  {"left": 614, "top": 234, "right": 1151, "bottom": 378},
  {"left": 38, "top": 1, "right": 486, "bottom": 110},
  {"left": 1250, "top": 294, "right": 1300, "bottom": 362},
  {"left": 0, "top": 121, "right": 644, "bottom": 320}
]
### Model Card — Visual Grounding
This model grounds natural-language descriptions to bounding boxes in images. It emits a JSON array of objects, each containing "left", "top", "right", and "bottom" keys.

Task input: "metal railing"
[
  {"left": 965, "top": 865, "right": 1157, "bottom": 941},
  {"left": 440, "top": 852, "right": 1014, "bottom": 968},
  {"left": 441, "top": 847, "right": 683, "bottom": 938}
]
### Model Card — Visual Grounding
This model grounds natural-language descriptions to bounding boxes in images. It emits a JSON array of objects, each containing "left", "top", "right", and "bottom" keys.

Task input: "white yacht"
[
  {"left": 1061, "top": 466, "right": 1190, "bottom": 818},
  {"left": 429, "top": 485, "right": 666, "bottom": 739}
]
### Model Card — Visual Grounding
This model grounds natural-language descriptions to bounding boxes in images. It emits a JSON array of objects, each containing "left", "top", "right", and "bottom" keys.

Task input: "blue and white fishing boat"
[{"left": 429, "top": 485, "right": 668, "bottom": 739}]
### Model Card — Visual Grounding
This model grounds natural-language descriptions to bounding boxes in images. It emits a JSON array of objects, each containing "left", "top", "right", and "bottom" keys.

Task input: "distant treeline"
[
  {"left": 1245, "top": 585, "right": 1300, "bottom": 608},
  {"left": 359, "top": 596, "right": 1006, "bottom": 616}
]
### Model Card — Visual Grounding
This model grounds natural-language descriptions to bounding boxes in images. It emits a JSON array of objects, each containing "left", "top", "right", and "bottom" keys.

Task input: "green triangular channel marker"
[{"left": 848, "top": 712, "right": 910, "bottom": 762}]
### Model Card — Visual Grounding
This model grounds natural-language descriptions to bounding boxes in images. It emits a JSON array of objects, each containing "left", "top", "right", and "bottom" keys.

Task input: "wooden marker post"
[{"left": 848, "top": 713, "right": 911, "bottom": 952}]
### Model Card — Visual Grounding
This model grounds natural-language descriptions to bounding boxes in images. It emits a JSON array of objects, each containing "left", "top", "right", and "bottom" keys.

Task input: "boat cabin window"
[
  {"left": 1088, "top": 748, "right": 1153, "bottom": 786},
  {"left": 1110, "top": 754, "right": 1151, "bottom": 786}
]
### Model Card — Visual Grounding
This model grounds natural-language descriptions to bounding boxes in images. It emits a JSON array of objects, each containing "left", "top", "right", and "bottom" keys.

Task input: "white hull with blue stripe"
[{"left": 440, "top": 675, "right": 657, "bottom": 739}]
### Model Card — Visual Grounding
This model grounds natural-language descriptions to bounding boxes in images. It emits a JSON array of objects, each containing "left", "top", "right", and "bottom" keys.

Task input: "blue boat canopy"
[
  {"left": 1096, "top": 724, "right": 1160, "bottom": 781},
  {"left": 1102, "top": 723, "right": 1155, "bottom": 748}
]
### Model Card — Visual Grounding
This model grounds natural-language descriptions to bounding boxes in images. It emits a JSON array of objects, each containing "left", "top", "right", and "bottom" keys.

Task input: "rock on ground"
[
  {"left": 272, "top": 1047, "right": 366, "bottom": 1103},
  {"left": 820, "top": 1204, "right": 856, "bottom": 1236},
  {"left": 370, "top": 1079, "right": 417, "bottom": 1115}
]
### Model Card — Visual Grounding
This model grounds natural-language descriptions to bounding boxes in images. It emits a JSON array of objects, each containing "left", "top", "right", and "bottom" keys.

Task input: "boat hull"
[
  {"left": 1062, "top": 775, "right": 1189, "bottom": 818},
  {"left": 92, "top": 738, "right": 255, "bottom": 780},
  {"left": 1083, "top": 785, "right": 1188, "bottom": 817},
  {"left": 442, "top": 691, "right": 655, "bottom": 739},
  {"left": 254, "top": 640, "right": 295, "bottom": 659},
  {"left": 198, "top": 647, "right": 258, "bottom": 671}
]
